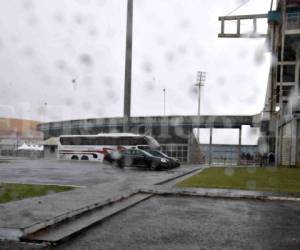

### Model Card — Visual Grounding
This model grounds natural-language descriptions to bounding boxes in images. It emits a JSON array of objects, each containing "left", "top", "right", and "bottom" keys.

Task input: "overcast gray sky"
[{"left": 0, "top": 0, "right": 272, "bottom": 144}]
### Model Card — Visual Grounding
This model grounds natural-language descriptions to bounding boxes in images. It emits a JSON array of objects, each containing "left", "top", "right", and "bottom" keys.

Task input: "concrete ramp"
[{"left": 22, "top": 193, "right": 152, "bottom": 245}]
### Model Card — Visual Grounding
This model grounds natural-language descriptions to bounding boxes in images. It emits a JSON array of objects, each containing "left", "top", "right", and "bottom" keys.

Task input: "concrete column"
[
  {"left": 187, "top": 130, "right": 192, "bottom": 164},
  {"left": 275, "top": 120, "right": 279, "bottom": 167},
  {"left": 123, "top": 0, "right": 133, "bottom": 129},
  {"left": 209, "top": 128, "right": 213, "bottom": 165},
  {"left": 290, "top": 119, "right": 297, "bottom": 166},
  {"left": 238, "top": 127, "right": 242, "bottom": 165}
]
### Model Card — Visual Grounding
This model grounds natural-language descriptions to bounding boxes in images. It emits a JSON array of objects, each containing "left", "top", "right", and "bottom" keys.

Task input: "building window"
[
  {"left": 277, "top": 65, "right": 296, "bottom": 83},
  {"left": 287, "top": 12, "right": 300, "bottom": 30}
]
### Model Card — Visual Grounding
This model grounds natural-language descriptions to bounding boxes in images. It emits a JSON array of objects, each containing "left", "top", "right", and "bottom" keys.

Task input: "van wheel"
[
  {"left": 71, "top": 155, "right": 79, "bottom": 160},
  {"left": 81, "top": 155, "right": 89, "bottom": 161}
]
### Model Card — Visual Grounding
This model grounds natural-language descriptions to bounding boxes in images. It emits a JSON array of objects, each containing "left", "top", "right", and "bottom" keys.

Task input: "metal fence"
[{"left": 160, "top": 144, "right": 188, "bottom": 163}]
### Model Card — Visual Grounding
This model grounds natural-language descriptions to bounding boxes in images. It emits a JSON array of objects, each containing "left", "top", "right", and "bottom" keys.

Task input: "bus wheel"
[
  {"left": 71, "top": 155, "right": 79, "bottom": 160},
  {"left": 81, "top": 155, "right": 89, "bottom": 161}
]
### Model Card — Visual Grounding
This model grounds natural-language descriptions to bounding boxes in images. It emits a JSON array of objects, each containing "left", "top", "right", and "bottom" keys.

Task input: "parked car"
[
  {"left": 106, "top": 149, "right": 179, "bottom": 170},
  {"left": 145, "top": 150, "right": 180, "bottom": 168}
]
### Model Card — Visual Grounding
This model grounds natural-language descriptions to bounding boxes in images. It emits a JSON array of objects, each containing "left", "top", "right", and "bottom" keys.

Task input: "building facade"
[
  {"left": 0, "top": 118, "right": 43, "bottom": 156},
  {"left": 262, "top": 0, "right": 300, "bottom": 167},
  {"left": 218, "top": 0, "right": 300, "bottom": 167}
]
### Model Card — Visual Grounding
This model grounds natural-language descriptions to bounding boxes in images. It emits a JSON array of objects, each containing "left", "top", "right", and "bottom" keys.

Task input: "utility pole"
[
  {"left": 195, "top": 71, "right": 206, "bottom": 142},
  {"left": 123, "top": 0, "right": 133, "bottom": 132}
]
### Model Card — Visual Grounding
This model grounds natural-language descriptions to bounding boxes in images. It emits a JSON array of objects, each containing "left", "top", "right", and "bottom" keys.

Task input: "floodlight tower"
[
  {"left": 123, "top": 0, "right": 133, "bottom": 131},
  {"left": 195, "top": 71, "right": 206, "bottom": 142}
]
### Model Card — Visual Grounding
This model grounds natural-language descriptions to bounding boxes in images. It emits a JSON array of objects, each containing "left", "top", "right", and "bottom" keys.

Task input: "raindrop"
[
  {"left": 220, "top": 92, "right": 230, "bottom": 104},
  {"left": 180, "top": 19, "right": 190, "bottom": 29},
  {"left": 238, "top": 48, "right": 248, "bottom": 58},
  {"left": 246, "top": 167, "right": 256, "bottom": 174},
  {"left": 157, "top": 36, "right": 165, "bottom": 46},
  {"left": 27, "top": 15, "right": 38, "bottom": 27},
  {"left": 79, "top": 54, "right": 94, "bottom": 67},
  {"left": 217, "top": 77, "right": 226, "bottom": 87},
  {"left": 104, "top": 77, "right": 114, "bottom": 87},
  {"left": 107, "top": 90, "right": 118, "bottom": 102},
  {"left": 88, "top": 26, "right": 99, "bottom": 37},
  {"left": 188, "top": 85, "right": 198, "bottom": 99},
  {"left": 97, "top": 0, "right": 107, "bottom": 6},
  {"left": 82, "top": 76, "right": 93, "bottom": 87},
  {"left": 254, "top": 46, "right": 266, "bottom": 65},
  {"left": 41, "top": 75, "right": 52, "bottom": 86},
  {"left": 22, "top": 46, "right": 35, "bottom": 58},
  {"left": 74, "top": 13, "right": 85, "bottom": 25},
  {"left": 55, "top": 60, "right": 67, "bottom": 71},
  {"left": 165, "top": 51, "right": 176, "bottom": 63},
  {"left": 82, "top": 101, "right": 91, "bottom": 111},
  {"left": 178, "top": 45, "right": 187, "bottom": 54},
  {"left": 96, "top": 108, "right": 104, "bottom": 116},
  {"left": 246, "top": 180, "right": 256, "bottom": 190},
  {"left": 22, "top": 0, "right": 34, "bottom": 11},
  {"left": 224, "top": 167, "right": 235, "bottom": 176},
  {"left": 106, "top": 28, "right": 115, "bottom": 38},
  {"left": 10, "top": 35, "right": 20, "bottom": 44},
  {"left": 0, "top": 39, "right": 3, "bottom": 51},
  {"left": 47, "top": 190, "right": 55, "bottom": 195},
  {"left": 36, "top": 106, "right": 46, "bottom": 116},
  {"left": 145, "top": 80, "right": 155, "bottom": 91},
  {"left": 142, "top": 61, "right": 153, "bottom": 73},
  {"left": 267, "top": 167, "right": 277, "bottom": 173},
  {"left": 76, "top": 0, "right": 91, "bottom": 4},
  {"left": 20, "top": 210, "right": 32, "bottom": 217},
  {"left": 271, "top": 54, "right": 277, "bottom": 67},
  {"left": 258, "top": 143, "right": 268, "bottom": 155},
  {"left": 65, "top": 98, "right": 74, "bottom": 106},
  {"left": 237, "top": 0, "right": 248, "bottom": 4},
  {"left": 53, "top": 12, "right": 65, "bottom": 23}
]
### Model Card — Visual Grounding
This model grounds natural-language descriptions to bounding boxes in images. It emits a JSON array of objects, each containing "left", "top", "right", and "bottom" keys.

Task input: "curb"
[
  {"left": 154, "top": 167, "right": 203, "bottom": 185},
  {"left": 140, "top": 188, "right": 300, "bottom": 202}
]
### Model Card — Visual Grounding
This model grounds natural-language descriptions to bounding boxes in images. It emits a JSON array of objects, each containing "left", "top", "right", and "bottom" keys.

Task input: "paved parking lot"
[
  {"left": 1, "top": 160, "right": 300, "bottom": 250},
  {"left": 55, "top": 196, "right": 300, "bottom": 250},
  {"left": 0, "top": 159, "right": 199, "bottom": 187}
]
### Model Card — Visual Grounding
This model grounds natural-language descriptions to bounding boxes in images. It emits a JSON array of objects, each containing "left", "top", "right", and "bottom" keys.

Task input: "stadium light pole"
[
  {"left": 195, "top": 71, "right": 206, "bottom": 142},
  {"left": 123, "top": 0, "right": 134, "bottom": 132}
]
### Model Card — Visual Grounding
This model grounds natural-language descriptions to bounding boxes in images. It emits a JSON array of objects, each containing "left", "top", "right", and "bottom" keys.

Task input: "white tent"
[
  {"left": 18, "top": 143, "right": 31, "bottom": 150},
  {"left": 18, "top": 143, "right": 43, "bottom": 151}
]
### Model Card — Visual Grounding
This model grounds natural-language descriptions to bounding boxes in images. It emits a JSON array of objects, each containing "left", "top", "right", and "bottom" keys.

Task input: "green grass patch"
[
  {"left": 0, "top": 183, "right": 74, "bottom": 204},
  {"left": 177, "top": 167, "right": 300, "bottom": 193}
]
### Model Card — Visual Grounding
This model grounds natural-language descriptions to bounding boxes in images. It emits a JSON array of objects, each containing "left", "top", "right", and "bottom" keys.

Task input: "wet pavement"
[
  {"left": 0, "top": 159, "right": 197, "bottom": 186},
  {"left": 0, "top": 159, "right": 201, "bottom": 241},
  {"left": 55, "top": 196, "right": 300, "bottom": 250},
  {"left": 1, "top": 160, "right": 300, "bottom": 249}
]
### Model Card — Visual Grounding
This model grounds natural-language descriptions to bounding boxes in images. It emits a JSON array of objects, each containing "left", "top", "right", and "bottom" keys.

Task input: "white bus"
[{"left": 58, "top": 133, "right": 160, "bottom": 162}]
